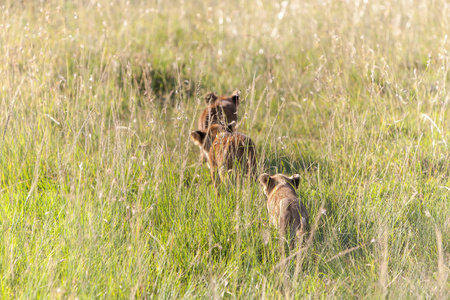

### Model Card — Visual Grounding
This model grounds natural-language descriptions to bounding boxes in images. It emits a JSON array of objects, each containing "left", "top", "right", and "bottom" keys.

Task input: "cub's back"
[{"left": 210, "top": 132, "right": 256, "bottom": 174}]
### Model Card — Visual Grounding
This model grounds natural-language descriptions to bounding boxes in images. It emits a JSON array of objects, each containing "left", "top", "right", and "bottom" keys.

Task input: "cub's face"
[
  {"left": 191, "top": 122, "right": 235, "bottom": 156},
  {"left": 258, "top": 173, "right": 300, "bottom": 197}
]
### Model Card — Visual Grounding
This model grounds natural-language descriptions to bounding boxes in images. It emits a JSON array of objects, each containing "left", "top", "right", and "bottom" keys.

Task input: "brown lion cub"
[
  {"left": 259, "top": 173, "right": 308, "bottom": 246},
  {"left": 197, "top": 90, "right": 239, "bottom": 161},
  {"left": 198, "top": 90, "right": 239, "bottom": 131},
  {"left": 191, "top": 122, "right": 256, "bottom": 187}
]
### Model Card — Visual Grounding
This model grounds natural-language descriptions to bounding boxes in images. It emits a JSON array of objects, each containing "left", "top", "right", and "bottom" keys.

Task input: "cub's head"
[
  {"left": 191, "top": 122, "right": 235, "bottom": 154},
  {"left": 204, "top": 90, "right": 240, "bottom": 105},
  {"left": 258, "top": 173, "right": 300, "bottom": 197},
  {"left": 204, "top": 92, "right": 218, "bottom": 104}
]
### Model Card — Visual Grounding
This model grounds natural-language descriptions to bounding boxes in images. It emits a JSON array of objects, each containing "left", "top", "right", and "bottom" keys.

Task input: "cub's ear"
[
  {"left": 191, "top": 131, "right": 206, "bottom": 146},
  {"left": 205, "top": 92, "right": 218, "bottom": 104},
  {"left": 290, "top": 174, "right": 300, "bottom": 189},
  {"left": 231, "top": 89, "right": 240, "bottom": 104},
  {"left": 227, "top": 121, "right": 237, "bottom": 132},
  {"left": 258, "top": 173, "right": 270, "bottom": 187}
]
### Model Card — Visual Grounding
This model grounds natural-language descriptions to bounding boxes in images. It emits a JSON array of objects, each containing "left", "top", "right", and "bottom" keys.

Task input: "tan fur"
[
  {"left": 197, "top": 90, "right": 239, "bottom": 161},
  {"left": 191, "top": 122, "right": 256, "bottom": 187},
  {"left": 198, "top": 90, "right": 239, "bottom": 131},
  {"left": 259, "top": 173, "right": 308, "bottom": 247}
]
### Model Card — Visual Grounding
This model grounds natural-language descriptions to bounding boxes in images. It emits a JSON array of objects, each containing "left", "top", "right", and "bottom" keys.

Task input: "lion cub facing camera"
[
  {"left": 259, "top": 173, "right": 308, "bottom": 246},
  {"left": 191, "top": 122, "right": 256, "bottom": 187}
]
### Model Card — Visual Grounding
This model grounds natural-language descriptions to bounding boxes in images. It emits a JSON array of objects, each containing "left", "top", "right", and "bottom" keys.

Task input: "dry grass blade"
[
  {"left": 25, "top": 133, "right": 46, "bottom": 204},
  {"left": 0, "top": 77, "right": 25, "bottom": 160},
  {"left": 64, "top": 109, "right": 94, "bottom": 165},
  {"left": 435, "top": 224, "right": 448, "bottom": 297},
  {"left": 379, "top": 226, "right": 389, "bottom": 297},
  {"left": 325, "top": 239, "right": 376, "bottom": 263}
]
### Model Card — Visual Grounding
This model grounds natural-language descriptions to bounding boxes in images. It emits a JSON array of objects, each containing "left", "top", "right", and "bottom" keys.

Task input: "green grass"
[{"left": 1, "top": 0, "right": 449, "bottom": 298}]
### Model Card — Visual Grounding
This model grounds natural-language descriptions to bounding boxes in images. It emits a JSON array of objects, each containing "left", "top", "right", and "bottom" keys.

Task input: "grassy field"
[{"left": 1, "top": 0, "right": 449, "bottom": 298}]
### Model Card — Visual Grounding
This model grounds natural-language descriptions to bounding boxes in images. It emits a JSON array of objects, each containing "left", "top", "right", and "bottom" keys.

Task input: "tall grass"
[{"left": 0, "top": 0, "right": 449, "bottom": 298}]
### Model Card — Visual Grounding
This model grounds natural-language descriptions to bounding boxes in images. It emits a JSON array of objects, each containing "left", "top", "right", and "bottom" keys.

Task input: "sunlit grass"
[{"left": 0, "top": 0, "right": 449, "bottom": 298}]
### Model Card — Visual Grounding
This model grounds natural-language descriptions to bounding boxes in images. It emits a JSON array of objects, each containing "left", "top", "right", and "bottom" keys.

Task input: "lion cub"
[
  {"left": 197, "top": 90, "right": 239, "bottom": 161},
  {"left": 259, "top": 173, "right": 308, "bottom": 246},
  {"left": 191, "top": 122, "right": 256, "bottom": 187},
  {"left": 198, "top": 90, "right": 239, "bottom": 131}
]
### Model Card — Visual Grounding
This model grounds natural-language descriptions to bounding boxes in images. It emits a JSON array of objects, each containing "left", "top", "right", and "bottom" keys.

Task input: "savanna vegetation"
[{"left": 0, "top": 0, "right": 449, "bottom": 298}]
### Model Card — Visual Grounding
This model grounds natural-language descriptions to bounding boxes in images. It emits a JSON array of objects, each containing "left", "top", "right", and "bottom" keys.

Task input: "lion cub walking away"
[
  {"left": 197, "top": 90, "right": 239, "bottom": 161},
  {"left": 191, "top": 122, "right": 256, "bottom": 188},
  {"left": 259, "top": 173, "right": 308, "bottom": 248},
  {"left": 198, "top": 90, "right": 239, "bottom": 131}
]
